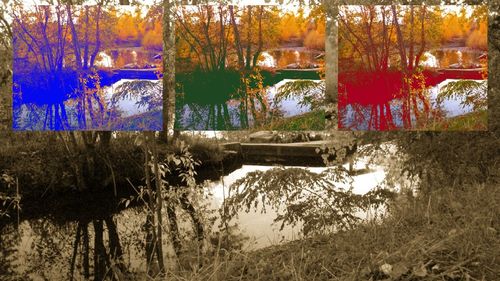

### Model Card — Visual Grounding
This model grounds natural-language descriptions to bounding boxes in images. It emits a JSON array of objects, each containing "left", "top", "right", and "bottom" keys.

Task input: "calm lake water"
[
  {"left": 425, "top": 48, "right": 484, "bottom": 68},
  {"left": 176, "top": 49, "right": 325, "bottom": 130},
  {"left": 177, "top": 79, "right": 324, "bottom": 130},
  {"left": 340, "top": 48, "right": 487, "bottom": 130},
  {"left": 14, "top": 79, "right": 162, "bottom": 131},
  {"left": 257, "top": 48, "right": 323, "bottom": 69},
  {"left": 341, "top": 79, "right": 485, "bottom": 130},
  {"left": 0, "top": 163, "right": 386, "bottom": 279},
  {"left": 95, "top": 49, "right": 160, "bottom": 69}
]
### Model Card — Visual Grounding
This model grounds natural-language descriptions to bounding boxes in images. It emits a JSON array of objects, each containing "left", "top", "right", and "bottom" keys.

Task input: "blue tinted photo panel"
[{"left": 12, "top": 4, "right": 163, "bottom": 131}]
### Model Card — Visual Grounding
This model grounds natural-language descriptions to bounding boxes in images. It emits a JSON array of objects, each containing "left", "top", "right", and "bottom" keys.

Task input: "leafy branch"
[
  {"left": 112, "top": 80, "right": 162, "bottom": 111},
  {"left": 0, "top": 172, "right": 21, "bottom": 220},
  {"left": 437, "top": 80, "right": 487, "bottom": 112},
  {"left": 222, "top": 166, "right": 395, "bottom": 235},
  {"left": 274, "top": 79, "right": 325, "bottom": 111}
]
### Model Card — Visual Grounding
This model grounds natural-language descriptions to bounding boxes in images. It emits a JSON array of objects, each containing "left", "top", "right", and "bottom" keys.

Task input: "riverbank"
[
  {"left": 422, "top": 110, "right": 488, "bottom": 131},
  {"left": 167, "top": 183, "right": 500, "bottom": 280},
  {"left": 0, "top": 134, "right": 240, "bottom": 224},
  {"left": 258, "top": 110, "right": 325, "bottom": 131}
]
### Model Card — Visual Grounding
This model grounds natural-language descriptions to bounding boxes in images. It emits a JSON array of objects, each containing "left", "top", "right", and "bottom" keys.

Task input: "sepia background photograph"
[{"left": 0, "top": 0, "right": 499, "bottom": 280}]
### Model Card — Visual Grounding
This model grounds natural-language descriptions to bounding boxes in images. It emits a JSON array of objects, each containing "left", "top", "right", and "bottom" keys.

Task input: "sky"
[
  {"left": 9, "top": 0, "right": 311, "bottom": 16},
  {"left": 441, "top": 4, "right": 475, "bottom": 16},
  {"left": 339, "top": 4, "right": 480, "bottom": 24},
  {"left": 8, "top": 1, "right": 153, "bottom": 20},
  {"left": 179, "top": 2, "right": 312, "bottom": 18},
  {"left": 341, "top": 4, "right": 478, "bottom": 16}
]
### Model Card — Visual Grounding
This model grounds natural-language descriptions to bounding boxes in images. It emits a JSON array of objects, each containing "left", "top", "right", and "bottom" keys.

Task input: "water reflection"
[
  {"left": 433, "top": 48, "right": 483, "bottom": 68},
  {"left": 176, "top": 49, "right": 324, "bottom": 130},
  {"left": 339, "top": 48, "right": 487, "bottom": 130},
  {"left": 0, "top": 163, "right": 386, "bottom": 278},
  {"left": 208, "top": 163, "right": 386, "bottom": 248},
  {"left": 14, "top": 79, "right": 162, "bottom": 131},
  {"left": 258, "top": 49, "right": 322, "bottom": 69},
  {"left": 13, "top": 47, "right": 162, "bottom": 131},
  {"left": 176, "top": 78, "right": 325, "bottom": 130}
]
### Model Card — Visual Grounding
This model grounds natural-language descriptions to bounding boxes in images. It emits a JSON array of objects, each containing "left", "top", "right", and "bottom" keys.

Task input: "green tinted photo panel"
[{"left": 175, "top": 4, "right": 326, "bottom": 131}]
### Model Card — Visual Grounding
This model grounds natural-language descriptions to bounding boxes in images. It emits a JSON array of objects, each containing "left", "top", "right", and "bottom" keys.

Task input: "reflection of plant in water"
[
  {"left": 222, "top": 166, "right": 394, "bottom": 236},
  {"left": 405, "top": 71, "right": 432, "bottom": 128},
  {"left": 112, "top": 80, "right": 162, "bottom": 111},
  {"left": 437, "top": 80, "right": 487, "bottom": 111},
  {"left": 75, "top": 70, "right": 107, "bottom": 128},
  {"left": 239, "top": 68, "right": 268, "bottom": 127},
  {"left": 122, "top": 137, "right": 210, "bottom": 274},
  {"left": 274, "top": 79, "right": 325, "bottom": 110}
]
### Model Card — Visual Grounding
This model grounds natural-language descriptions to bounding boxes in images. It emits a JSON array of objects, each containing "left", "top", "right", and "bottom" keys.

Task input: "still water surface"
[{"left": 0, "top": 163, "right": 385, "bottom": 279}]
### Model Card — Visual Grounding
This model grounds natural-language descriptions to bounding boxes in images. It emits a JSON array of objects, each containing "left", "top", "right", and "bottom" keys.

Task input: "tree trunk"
[
  {"left": 229, "top": 6, "right": 245, "bottom": 69},
  {"left": 391, "top": 5, "right": 407, "bottom": 71},
  {"left": 66, "top": 5, "right": 82, "bottom": 70},
  {"left": 83, "top": 7, "right": 89, "bottom": 69},
  {"left": 162, "top": 0, "right": 176, "bottom": 143},
  {"left": 252, "top": 6, "right": 264, "bottom": 68},
  {"left": 325, "top": 4, "right": 338, "bottom": 106},
  {"left": 89, "top": 6, "right": 102, "bottom": 67},
  {"left": 414, "top": 7, "right": 427, "bottom": 68},
  {"left": 142, "top": 133, "right": 163, "bottom": 275},
  {"left": 145, "top": 212, "right": 157, "bottom": 275},
  {"left": 409, "top": 5, "right": 415, "bottom": 71},
  {"left": 245, "top": 6, "right": 252, "bottom": 70},
  {"left": 391, "top": 5, "right": 412, "bottom": 128},
  {"left": 151, "top": 132, "right": 165, "bottom": 273}
]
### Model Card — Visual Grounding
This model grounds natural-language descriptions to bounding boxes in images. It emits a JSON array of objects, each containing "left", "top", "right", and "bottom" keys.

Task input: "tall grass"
[{"left": 151, "top": 183, "right": 499, "bottom": 281}]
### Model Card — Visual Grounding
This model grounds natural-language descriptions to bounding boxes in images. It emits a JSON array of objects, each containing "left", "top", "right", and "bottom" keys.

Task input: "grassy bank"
[
  {"left": 0, "top": 133, "right": 232, "bottom": 221},
  {"left": 166, "top": 184, "right": 499, "bottom": 280},
  {"left": 261, "top": 110, "right": 325, "bottom": 131},
  {"left": 423, "top": 110, "right": 488, "bottom": 131}
]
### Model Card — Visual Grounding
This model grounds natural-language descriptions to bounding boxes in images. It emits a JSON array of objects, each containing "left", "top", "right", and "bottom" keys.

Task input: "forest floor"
[{"left": 167, "top": 183, "right": 499, "bottom": 281}]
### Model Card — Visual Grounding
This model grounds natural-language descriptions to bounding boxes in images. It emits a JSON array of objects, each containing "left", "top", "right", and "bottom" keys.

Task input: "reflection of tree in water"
[
  {"left": 72, "top": 217, "right": 127, "bottom": 281},
  {"left": 340, "top": 76, "right": 434, "bottom": 130},
  {"left": 179, "top": 103, "right": 234, "bottom": 130},
  {"left": 13, "top": 71, "right": 75, "bottom": 130},
  {"left": 176, "top": 69, "right": 269, "bottom": 130},
  {"left": 16, "top": 216, "right": 127, "bottom": 280},
  {"left": 0, "top": 225, "right": 21, "bottom": 277},
  {"left": 13, "top": 70, "right": 109, "bottom": 130},
  {"left": 274, "top": 79, "right": 325, "bottom": 109},
  {"left": 67, "top": 217, "right": 127, "bottom": 280},
  {"left": 339, "top": 71, "right": 401, "bottom": 130}
]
